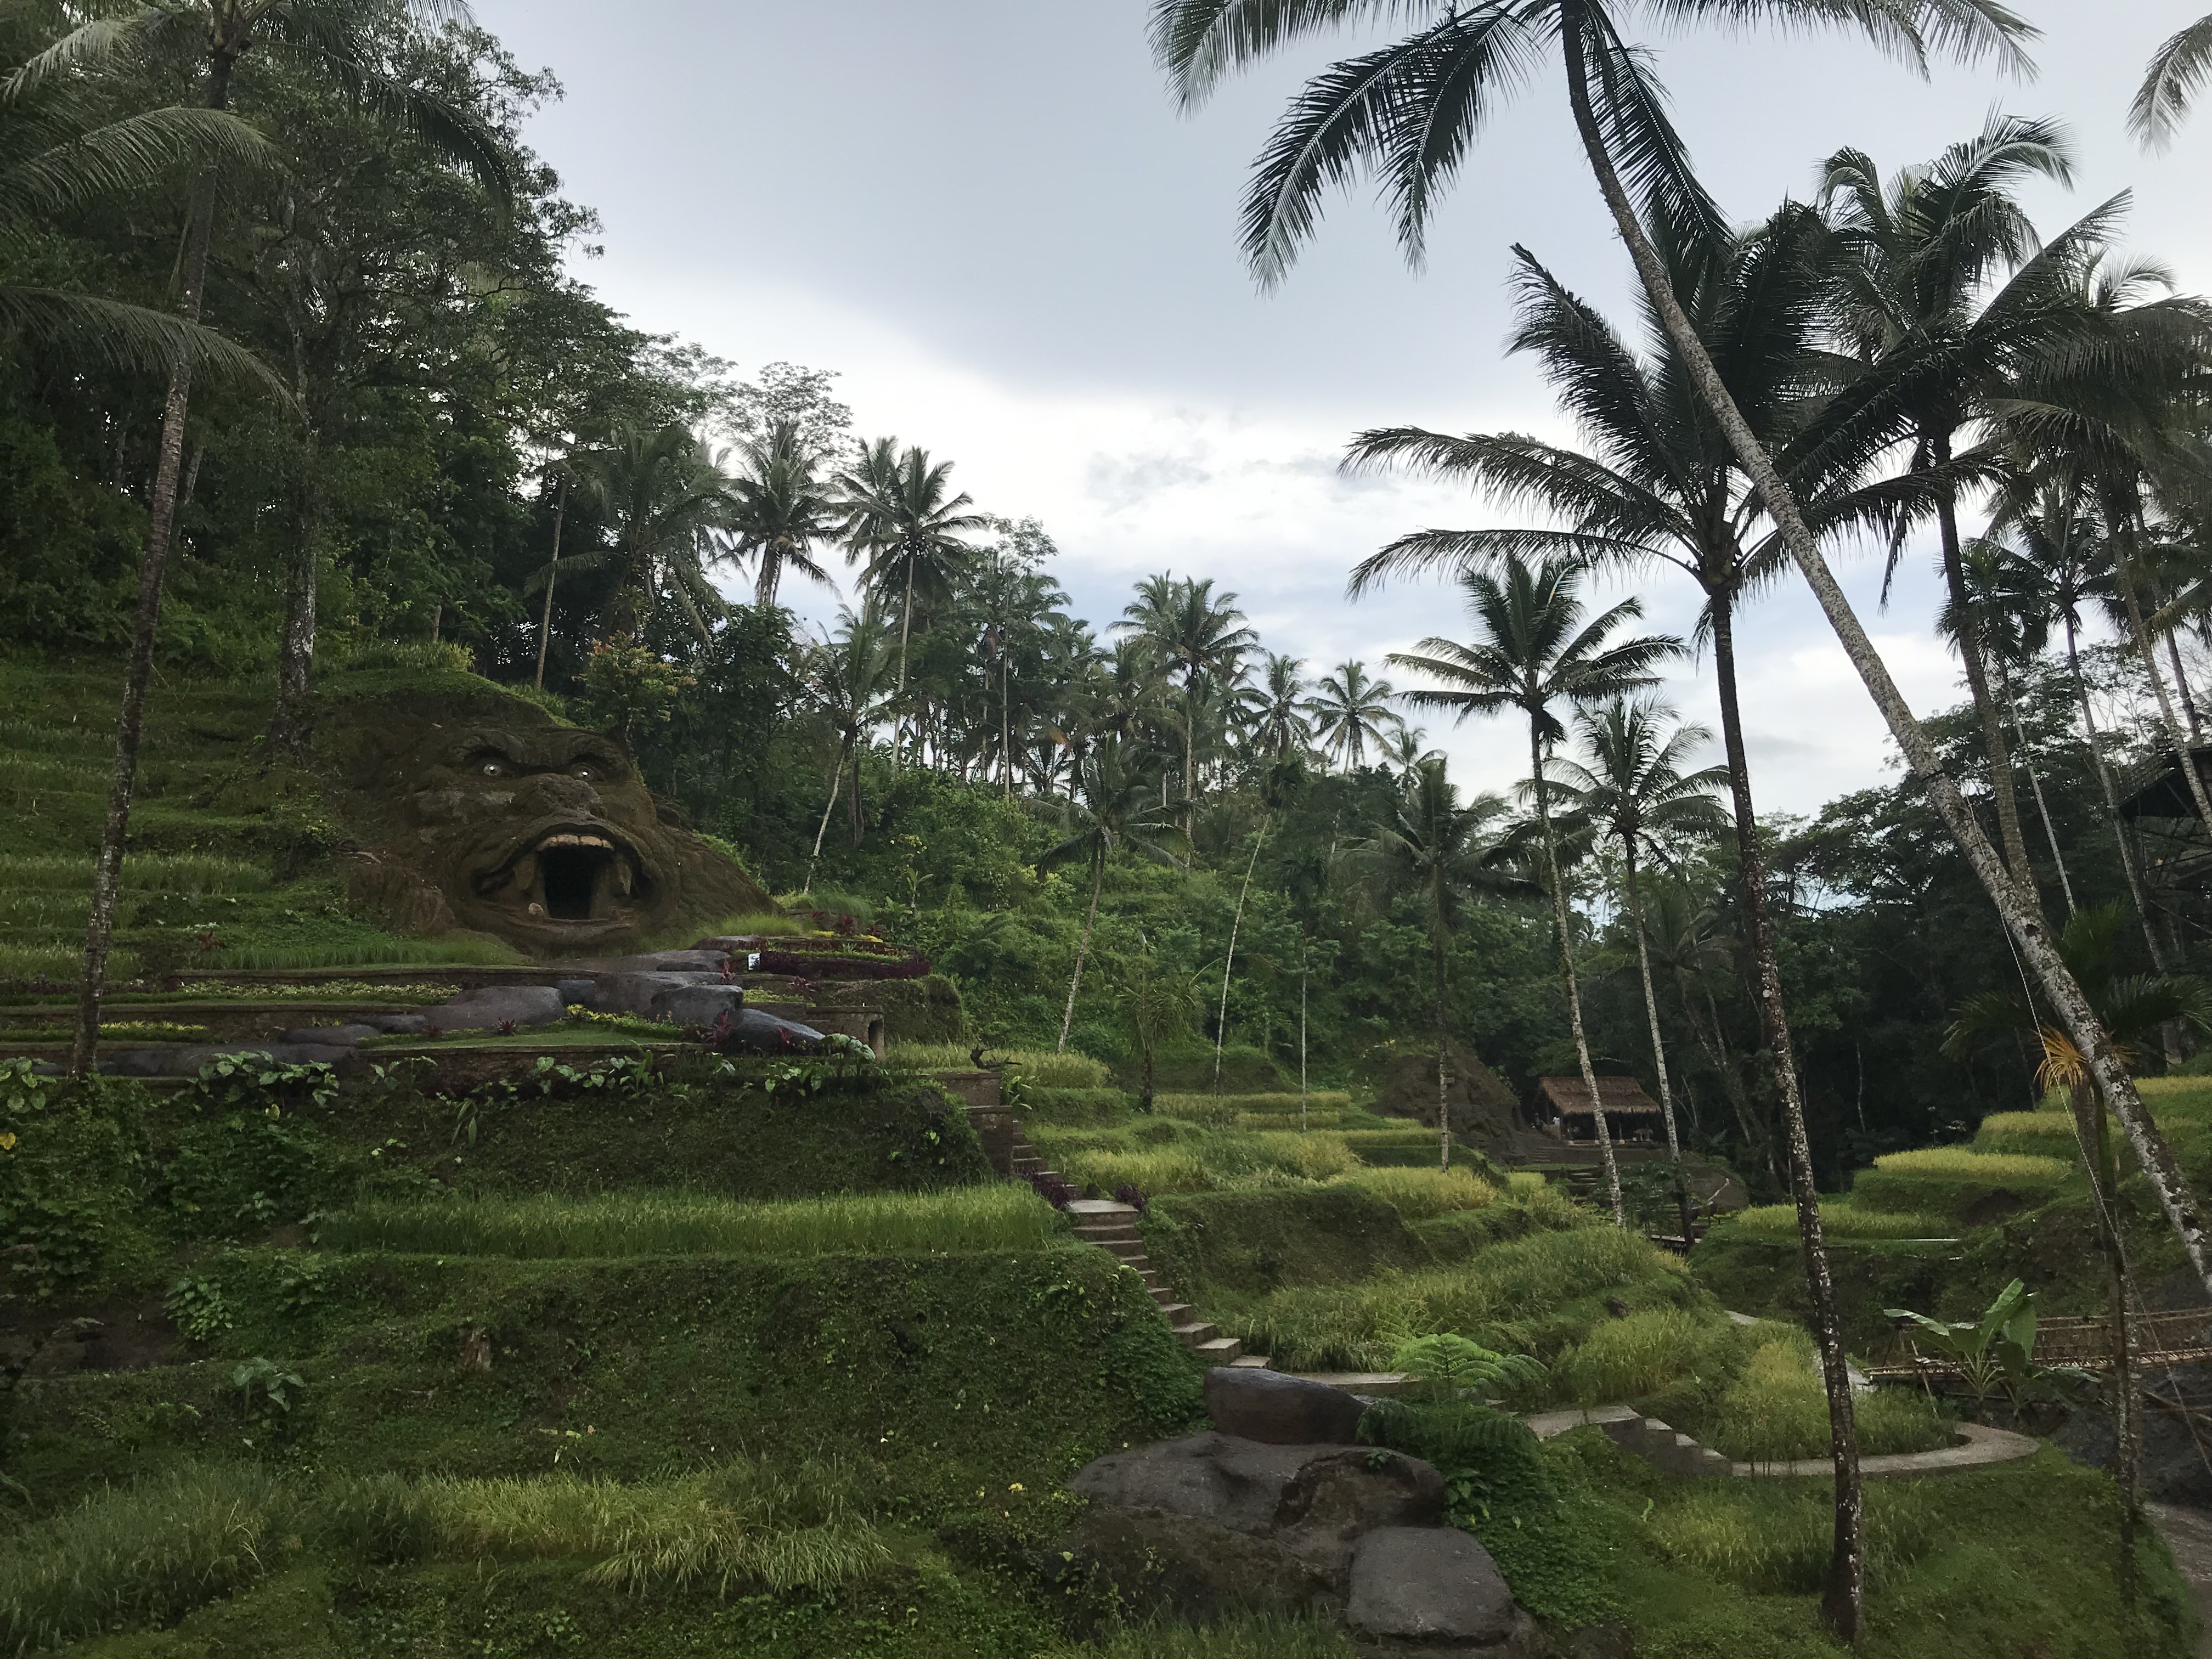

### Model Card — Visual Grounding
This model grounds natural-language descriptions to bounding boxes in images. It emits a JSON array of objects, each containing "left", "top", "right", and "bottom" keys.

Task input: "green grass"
[
  {"left": 1849, "top": 1146, "right": 2068, "bottom": 1219},
  {"left": 1726, "top": 1203, "right": 1951, "bottom": 1241},
  {"left": 1555, "top": 1306, "right": 1733, "bottom": 1405},
  {"left": 1647, "top": 1477, "right": 1939, "bottom": 1593},
  {"left": 887, "top": 1043, "right": 1113, "bottom": 1089},
  {"left": 1037, "top": 1125, "right": 1362, "bottom": 1195},
  {"left": 692, "top": 911, "right": 814, "bottom": 939},
  {"left": 1235, "top": 1224, "right": 1687, "bottom": 1372},
  {"left": 318, "top": 1187, "right": 1067, "bottom": 1259},
  {"left": 1150, "top": 1091, "right": 1353, "bottom": 1124},
  {"left": 1701, "top": 1330, "right": 1953, "bottom": 1464},
  {"left": 168, "top": 979, "right": 463, "bottom": 1003},
  {"left": 207, "top": 934, "right": 523, "bottom": 970},
  {"left": 1, "top": 1020, "right": 212, "bottom": 1043},
  {"left": 1973, "top": 1111, "right": 2084, "bottom": 1159},
  {"left": 0, "top": 853, "right": 272, "bottom": 893},
  {"left": 1330, "top": 1165, "right": 1500, "bottom": 1219}
]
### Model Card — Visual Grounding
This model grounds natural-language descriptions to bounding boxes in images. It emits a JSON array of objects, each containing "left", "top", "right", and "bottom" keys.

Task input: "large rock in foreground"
[
  {"left": 1204, "top": 1363, "right": 1366, "bottom": 1445},
  {"left": 1348, "top": 1526, "right": 1540, "bottom": 1657}
]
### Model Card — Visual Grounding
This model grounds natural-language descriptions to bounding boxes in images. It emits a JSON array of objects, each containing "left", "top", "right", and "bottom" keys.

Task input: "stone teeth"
[{"left": 539, "top": 833, "right": 613, "bottom": 850}]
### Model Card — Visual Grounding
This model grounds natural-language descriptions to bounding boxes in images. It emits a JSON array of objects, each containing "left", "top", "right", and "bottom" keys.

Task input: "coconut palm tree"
[
  {"left": 1389, "top": 554, "right": 1675, "bottom": 1227},
  {"left": 1038, "top": 735, "right": 1184, "bottom": 1052},
  {"left": 2133, "top": 14, "right": 2212, "bottom": 148},
  {"left": 560, "top": 424, "right": 738, "bottom": 642},
  {"left": 804, "top": 603, "right": 899, "bottom": 864},
  {"left": 729, "top": 418, "right": 840, "bottom": 608},
  {"left": 836, "top": 438, "right": 987, "bottom": 761},
  {"left": 36, "top": 0, "right": 509, "bottom": 1081},
  {"left": 1116, "top": 574, "right": 1256, "bottom": 832},
  {"left": 1949, "top": 905, "right": 2212, "bottom": 1600},
  {"left": 1359, "top": 759, "right": 1529, "bottom": 1173},
  {"left": 1241, "top": 652, "right": 1314, "bottom": 761},
  {"left": 1305, "top": 659, "right": 1401, "bottom": 771},
  {"left": 1551, "top": 698, "right": 1726, "bottom": 1237}
]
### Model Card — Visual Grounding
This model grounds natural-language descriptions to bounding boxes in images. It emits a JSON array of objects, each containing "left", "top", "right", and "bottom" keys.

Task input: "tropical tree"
[
  {"left": 1948, "top": 905, "right": 2212, "bottom": 1599},
  {"left": 2132, "top": 13, "right": 2212, "bottom": 147},
  {"left": 1241, "top": 652, "right": 1314, "bottom": 761},
  {"left": 1358, "top": 759, "right": 1527, "bottom": 1173},
  {"left": 1389, "top": 555, "right": 1674, "bottom": 1226},
  {"left": 1038, "top": 735, "right": 1184, "bottom": 1052},
  {"left": 1551, "top": 698, "right": 1726, "bottom": 1238},
  {"left": 36, "top": 0, "right": 508, "bottom": 1081},
  {"left": 803, "top": 603, "right": 899, "bottom": 864},
  {"left": 836, "top": 438, "right": 987, "bottom": 757},
  {"left": 1119, "top": 574, "right": 1256, "bottom": 830},
  {"left": 1305, "top": 659, "right": 1401, "bottom": 771},
  {"left": 1118, "top": 947, "right": 1199, "bottom": 1114},
  {"left": 560, "top": 424, "right": 737, "bottom": 642},
  {"left": 729, "top": 417, "right": 839, "bottom": 608}
]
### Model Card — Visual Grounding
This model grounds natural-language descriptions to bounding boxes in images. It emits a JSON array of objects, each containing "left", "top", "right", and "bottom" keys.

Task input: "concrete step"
[
  {"left": 1172, "top": 1321, "right": 1221, "bottom": 1347},
  {"left": 1229, "top": 1355, "right": 1273, "bottom": 1369},
  {"left": 1099, "top": 1241, "right": 1148, "bottom": 1262},
  {"left": 1194, "top": 1336, "right": 1244, "bottom": 1362},
  {"left": 1157, "top": 1301, "right": 1193, "bottom": 1321},
  {"left": 1065, "top": 1199, "right": 1141, "bottom": 1217},
  {"left": 1074, "top": 1224, "right": 1141, "bottom": 1243}
]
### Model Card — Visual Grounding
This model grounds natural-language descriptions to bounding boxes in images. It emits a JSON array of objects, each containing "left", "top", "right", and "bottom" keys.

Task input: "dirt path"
[{"left": 2148, "top": 1502, "right": 2212, "bottom": 1658}]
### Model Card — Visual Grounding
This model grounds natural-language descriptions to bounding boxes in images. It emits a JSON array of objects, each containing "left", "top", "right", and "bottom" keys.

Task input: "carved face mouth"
[{"left": 471, "top": 825, "right": 653, "bottom": 925}]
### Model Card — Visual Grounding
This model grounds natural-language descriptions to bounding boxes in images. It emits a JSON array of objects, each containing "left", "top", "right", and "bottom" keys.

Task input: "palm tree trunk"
[
  {"left": 1059, "top": 854, "right": 1105, "bottom": 1053},
  {"left": 1214, "top": 821, "right": 1268, "bottom": 1090},
  {"left": 1625, "top": 838, "right": 1694, "bottom": 1242},
  {"left": 1530, "top": 717, "right": 1621, "bottom": 1225},
  {"left": 1301, "top": 930, "right": 1311, "bottom": 1135},
  {"left": 2070, "top": 1080, "right": 2141, "bottom": 1605},
  {"left": 2168, "top": 631, "right": 2203, "bottom": 742},
  {"left": 268, "top": 440, "right": 322, "bottom": 758},
  {"left": 1687, "top": 984, "right": 1770, "bottom": 1178},
  {"left": 71, "top": 54, "right": 238, "bottom": 1079},
  {"left": 2114, "top": 533, "right": 2212, "bottom": 833},
  {"left": 896, "top": 561, "right": 916, "bottom": 771},
  {"left": 1435, "top": 925, "right": 1452, "bottom": 1174},
  {"left": 2001, "top": 672, "right": 2075, "bottom": 916},
  {"left": 534, "top": 476, "right": 569, "bottom": 691},
  {"left": 2067, "top": 618, "right": 2169, "bottom": 973},
  {"left": 1932, "top": 439, "right": 2040, "bottom": 910},
  {"left": 1561, "top": 0, "right": 2212, "bottom": 1335},
  {"left": 848, "top": 742, "right": 864, "bottom": 847},
  {"left": 810, "top": 746, "right": 847, "bottom": 867}
]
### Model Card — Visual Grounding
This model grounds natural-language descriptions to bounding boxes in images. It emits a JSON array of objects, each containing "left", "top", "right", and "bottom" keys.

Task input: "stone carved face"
[{"left": 345, "top": 706, "right": 770, "bottom": 958}]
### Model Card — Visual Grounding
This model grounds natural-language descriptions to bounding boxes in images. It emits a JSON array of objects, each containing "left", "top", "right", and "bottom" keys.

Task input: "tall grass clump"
[
  {"left": 1700, "top": 1331, "right": 1951, "bottom": 1464},
  {"left": 1335, "top": 1166, "right": 1499, "bottom": 1220},
  {"left": 0, "top": 853, "right": 272, "bottom": 894},
  {"left": 0, "top": 1463, "right": 290, "bottom": 1654},
  {"left": 1647, "top": 1480, "right": 1937, "bottom": 1593},
  {"left": 1553, "top": 1307, "right": 1728, "bottom": 1405},
  {"left": 1972, "top": 1112, "right": 2081, "bottom": 1159},
  {"left": 425, "top": 1459, "right": 886, "bottom": 1595},
  {"left": 888, "top": 1045, "right": 1112, "bottom": 1090},
  {"left": 209, "top": 935, "right": 523, "bottom": 970},
  {"left": 1151, "top": 1092, "right": 1352, "bottom": 1124},
  {"left": 1849, "top": 1147, "right": 2067, "bottom": 1218},
  {"left": 1726, "top": 1203, "right": 1946, "bottom": 1242},
  {"left": 691, "top": 912, "right": 813, "bottom": 939},
  {"left": 320, "top": 1187, "right": 1064, "bottom": 1259}
]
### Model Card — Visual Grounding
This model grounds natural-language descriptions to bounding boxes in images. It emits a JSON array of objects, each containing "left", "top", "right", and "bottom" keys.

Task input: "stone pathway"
[
  {"left": 2148, "top": 1503, "right": 2212, "bottom": 1659},
  {"left": 1522, "top": 1403, "right": 2038, "bottom": 1479}
]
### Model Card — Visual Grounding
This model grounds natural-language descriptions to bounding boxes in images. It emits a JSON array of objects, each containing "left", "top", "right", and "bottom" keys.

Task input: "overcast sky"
[{"left": 472, "top": 0, "right": 2212, "bottom": 816}]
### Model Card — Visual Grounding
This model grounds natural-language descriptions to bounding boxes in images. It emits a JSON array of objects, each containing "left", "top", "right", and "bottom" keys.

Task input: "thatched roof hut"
[{"left": 1533, "top": 1076, "right": 1664, "bottom": 1140}]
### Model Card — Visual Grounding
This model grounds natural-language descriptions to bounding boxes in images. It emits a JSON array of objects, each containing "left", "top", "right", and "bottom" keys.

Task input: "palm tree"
[
  {"left": 1388, "top": 555, "right": 1674, "bottom": 1227},
  {"left": 37, "top": 0, "right": 507, "bottom": 1081},
  {"left": 1037, "top": 735, "right": 1183, "bottom": 1053},
  {"left": 559, "top": 424, "right": 737, "bottom": 642},
  {"left": 729, "top": 418, "right": 839, "bottom": 608},
  {"left": 804, "top": 604, "right": 899, "bottom": 862},
  {"left": 1949, "top": 905, "right": 2212, "bottom": 1601},
  {"left": 1241, "top": 652, "right": 1314, "bottom": 761},
  {"left": 1815, "top": 116, "right": 2139, "bottom": 912},
  {"left": 1642, "top": 885, "right": 1770, "bottom": 1173},
  {"left": 1118, "top": 947, "right": 1198, "bottom": 1114},
  {"left": 1384, "top": 726, "right": 1441, "bottom": 773},
  {"left": 2132, "top": 14, "right": 2212, "bottom": 148},
  {"left": 836, "top": 438, "right": 987, "bottom": 760},
  {"left": 1305, "top": 660, "right": 1401, "bottom": 771},
  {"left": 1359, "top": 759, "right": 1527, "bottom": 1173},
  {"left": 1551, "top": 698, "right": 1726, "bottom": 1239},
  {"left": 1117, "top": 575, "right": 1256, "bottom": 832}
]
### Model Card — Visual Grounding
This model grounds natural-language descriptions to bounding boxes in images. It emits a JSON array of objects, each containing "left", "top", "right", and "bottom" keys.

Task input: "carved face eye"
[
  {"left": 571, "top": 764, "right": 595, "bottom": 781},
  {"left": 479, "top": 759, "right": 505, "bottom": 778}
]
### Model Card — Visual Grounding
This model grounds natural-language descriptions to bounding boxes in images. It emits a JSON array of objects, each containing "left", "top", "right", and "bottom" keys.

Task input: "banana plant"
[{"left": 1883, "top": 1279, "right": 2058, "bottom": 1415}]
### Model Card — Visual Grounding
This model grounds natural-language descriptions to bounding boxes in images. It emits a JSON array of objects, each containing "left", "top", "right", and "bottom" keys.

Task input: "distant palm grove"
[{"left": 13, "top": 1, "right": 2212, "bottom": 1640}]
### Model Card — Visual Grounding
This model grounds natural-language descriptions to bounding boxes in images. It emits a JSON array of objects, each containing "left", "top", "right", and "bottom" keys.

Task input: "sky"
[{"left": 471, "top": 0, "right": 2212, "bottom": 816}]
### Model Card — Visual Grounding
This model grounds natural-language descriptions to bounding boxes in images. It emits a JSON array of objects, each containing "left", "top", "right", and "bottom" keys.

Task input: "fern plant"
[{"left": 1389, "top": 1332, "right": 1546, "bottom": 1403}]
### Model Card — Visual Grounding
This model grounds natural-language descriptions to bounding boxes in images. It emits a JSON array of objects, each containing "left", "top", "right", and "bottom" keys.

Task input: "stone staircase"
[
  {"left": 1004, "top": 1120, "right": 1254, "bottom": 1366},
  {"left": 1522, "top": 1403, "right": 1733, "bottom": 1477}
]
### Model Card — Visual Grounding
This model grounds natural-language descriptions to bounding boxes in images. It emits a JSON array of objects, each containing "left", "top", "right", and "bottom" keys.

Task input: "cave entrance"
[{"left": 540, "top": 847, "right": 606, "bottom": 919}]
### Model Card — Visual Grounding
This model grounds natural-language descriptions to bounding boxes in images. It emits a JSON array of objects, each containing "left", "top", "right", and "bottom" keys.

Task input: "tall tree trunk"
[
  {"left": 268, "top": 433, "right": 322, "bottom": 758},
  {"left": 1561, "top": 0, "right": 2212, "bottom": 1337},
  {"left": 72, "top": 54, "right": 238, "bottom": 1078},
  {"left": 1300, "top": 929, "right": 1311, "bottom": 1134},
  {"left": 848, "top": 742, "right": 864, "bottom": 847},
  {"left": 1059, "top": 855, "right": 1104, "bottom": 1053},
  {"left": 1436, "top": 928, "right": 1452, "bottom": 1174},
  {"left": 1932, "top": 435, "right": 2040, "bottom": 909},
  {"left": 1530, "top": 716, "right": 1621, "bottom": 1224},
  {"left": 1625, "top": 837, "right": 1694, "bottom": 1242},
  {"left": 2168, "top": 631, "right": 2203, "bottom": 742},
  {"left": 2000, "top": 671, "right": 2075, "bottom": 917},
  {"left": 2068, "top": 618, "right": 2170, "bottom": 972},
  {"left": 2114, "top": 533, "right": 2212, "bottom": 833},
  {"left": 1686, "top": 983, "right": 1770, "bottom": 1178},
  {"left": 895, "top": 560, "right": 915, "bottom": 771},
  {"left": 534, "top": 476, "right": 569, "bottom": 691},
  {"left": 2070, "top": 1079, "right": 2141, "bottom": 1606},
  {"left": 1214, "top": 821, "right": 1268, "bottom": 1090},
  {"left": 809, "top": 746, "right": 846, "bottom": 868}
]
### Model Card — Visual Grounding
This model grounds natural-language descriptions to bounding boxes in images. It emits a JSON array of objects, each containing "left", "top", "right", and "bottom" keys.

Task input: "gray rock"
[
  {"left": 553, "top": 978, "right": 599, "bottom": 1009},
  {"left": 361, "top": 1013, "right": 430, "bottom": 1036},
  {"left": 1347, "top": 1528, "right": 1521, "bottom": 1649},
  {"left": 1071, "top": 1432, "right": 1444, "bottom": 1584},
  {"left": 710, "top": 1008, "right": 826, "bottom": 1053},
  {"left": 592, "top": 970, "right": 716, "bottom": 1017},
  {"left": 1207, "top": 1364, "right": 1367, "bottom": 1446},
  {"left": 279, "top": 1024, "right": 381, "bottom": 1047},
  {"left": 422, "top": 984, "right": 565, "bottom": 1032},
  {"left": 649, "top": 983, "right": 746, "bottom": 1029},
  {"left": 1063, "top": 1505, "right": 1341, "bottom": 1624},
  {"left": 572, "top": 950, "right": 731, "bottom": 976}
]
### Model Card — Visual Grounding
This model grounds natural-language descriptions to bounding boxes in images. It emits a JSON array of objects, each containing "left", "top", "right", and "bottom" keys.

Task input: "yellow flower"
[{"left": 0, "top": 1133, "right": 16, "bottom": 1152}]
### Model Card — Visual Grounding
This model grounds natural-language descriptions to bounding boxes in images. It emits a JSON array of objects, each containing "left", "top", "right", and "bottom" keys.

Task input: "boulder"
[
  {"left": 279, "top": 1024, "right": 382, "bottom": 1047},
  {"left": 649, "top": 983, "right": 747, "bottom": 1030},
  {"left": 710, "top": 1009, "right": 826, "bottom": 1053},
  {"left": 1062, "top": 1505, "right": 1340, "bottom": 1624},
  {"left": 1207, "top": 1364, "right": 1367, "bottom": 1446},
  {"left": 553, "top": 978, "right": 599, "bottom": 1009},
  {"left": 361, "top": 1013, "right": 430, "bottom": 1036},
  {"left": 422, "top": 985, "right": 565, "bottom": 1032},
  {"left": 592, "top": 970, "right": 718, "bottom": 1017},
  {"left": 1347, "top": 1528, "right": 1528, "bottom": 1654},
  {"left": 1071, "top": 1432, "right": 1444, "bottom": 1584}
]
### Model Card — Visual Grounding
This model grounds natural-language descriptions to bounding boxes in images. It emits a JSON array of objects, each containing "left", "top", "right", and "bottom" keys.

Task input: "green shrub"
[
  {"left": 318, "top": 1187, "right": 1065, "bottom": 1259},
  {"left": 0, "top": 1463, "right": 292, "bottom": 1653},
  {"left": 335, "top": 640, "right": 477, "bottom": 676}
]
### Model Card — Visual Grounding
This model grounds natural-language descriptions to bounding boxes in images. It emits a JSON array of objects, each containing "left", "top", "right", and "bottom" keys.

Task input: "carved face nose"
[{"left": 533, "top": 774, "right": 602, "bottom": 812}]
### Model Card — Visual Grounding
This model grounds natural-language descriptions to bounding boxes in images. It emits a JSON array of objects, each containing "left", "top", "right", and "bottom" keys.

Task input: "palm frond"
[
  {"left": 0, "top": 286, "right": 291, "bottom": 399},
  {"left": 2131, "top": 12, "right": 2212, "bottom": 149}
]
